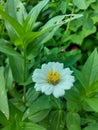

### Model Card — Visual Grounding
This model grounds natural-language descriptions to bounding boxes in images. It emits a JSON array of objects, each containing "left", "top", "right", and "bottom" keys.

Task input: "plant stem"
[
  {"left": 65, "top": 5, "right": 75, "bottom": 33},
  {"left": 23, "top": 49, "right": 27, "bottom": 104}
]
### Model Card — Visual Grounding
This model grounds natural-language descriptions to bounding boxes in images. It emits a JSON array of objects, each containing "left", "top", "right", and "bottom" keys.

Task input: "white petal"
[
  {"left": 53, "top": 87, "right": 65, "bottom": 98},
  {"left": 35, "top": 83, "right": 53, "bottom": 95},
  {"left": 61, "top": 68, "right": 73, "bottom": 76},
  {"left": 34, "top": 84, "right": 43, "bottom": 91},
  {"left": 42, "top": 84, "right": 54, "bottom": 95},
  {"left": 61, "top": 75, "right": 75, "bottom": 82},
  {"left": 49, "top": 62, "right": 64, "bottom": 72},
  {"left": 59, "top": 75, "right": 75, "bottom": 89},
  {"left": 32, "top": 69, "right": 47, "bottom": 83},
  {"left": 41, "top": 63, "right": 52, "bottom": 72},
  {"left": 57, "top": 80, "right": 74, "bottom": 90}
]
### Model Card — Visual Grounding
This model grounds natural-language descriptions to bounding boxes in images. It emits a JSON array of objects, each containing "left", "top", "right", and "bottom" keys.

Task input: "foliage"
[{"left": 0, "top": 0, "right": 98, "bottom": 130}]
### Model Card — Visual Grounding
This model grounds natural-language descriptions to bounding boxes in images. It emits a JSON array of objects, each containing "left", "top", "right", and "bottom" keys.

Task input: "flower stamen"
[{"left": 47, "top": 70, "right": 60, "bottom": 85}]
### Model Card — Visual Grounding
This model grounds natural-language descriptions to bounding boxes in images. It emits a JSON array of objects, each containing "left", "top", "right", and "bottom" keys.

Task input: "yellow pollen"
[{"left": 47, "top": 70, "right": 60, "bottom": 85}]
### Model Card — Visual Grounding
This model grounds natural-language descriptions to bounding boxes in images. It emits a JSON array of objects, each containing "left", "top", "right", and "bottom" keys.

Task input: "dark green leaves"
[
  {"left": 0, "top": 39, "right": 21, "bottom": 57},
  {"left": 66, "top": 112, "right": 81, "bottom": 130},
  {"left": 73, "top": 0, "right": 87, "bottom": 9},
  {"left": 9, "top": 56, "right": 24, "bottom": 83},
  {"left": 24, "top": 0, "right": 49, "bottom": 32},
  {"left": 6, "top": 0, "right": 27, "bottom": 24},
  {"left": 73, "top": 0, "right": 96, "bottom": 9},
  {"left": 0, "top": 67, "right": 9, "bottom": 119},
  {"left": 23, "top": 95, "right": 52, "bottom": 122},
  {"left": 74, "top": 49, "right": 98, "bottom": 113},
  {"left": 85, "top": 98, "right": 98, "bottom": 112},
  {"left": 75, "top": 49, "right": 98, "bottom": 91},
  {"left": 82, "top": 49, "right": 98, "bottom": 88},
  {"left": 83, "top": 124, "right": 98, "bottom": 130},
  {"left": 2, "top": 120, "right": 46, "bottom": 130},
  {"left": 48, "top": 110, "right": 66, "bottom": 130},
  {"left": 0, "top": 9, "right": 24, "bottom": 36}
]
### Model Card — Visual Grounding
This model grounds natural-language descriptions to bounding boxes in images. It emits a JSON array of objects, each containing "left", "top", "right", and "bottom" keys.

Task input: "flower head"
[{"left": 32, "top": 62, "right": 75, "bottom": 98}]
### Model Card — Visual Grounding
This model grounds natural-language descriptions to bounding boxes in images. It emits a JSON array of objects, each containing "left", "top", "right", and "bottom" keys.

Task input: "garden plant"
[{"left": 0, "top": 0, "right": 98, "bottom": 130}]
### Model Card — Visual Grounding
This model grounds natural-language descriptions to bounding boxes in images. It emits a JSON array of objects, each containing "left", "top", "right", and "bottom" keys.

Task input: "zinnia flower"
[{"left": 32, "top": 62, "right": 75, "bottom": 98}]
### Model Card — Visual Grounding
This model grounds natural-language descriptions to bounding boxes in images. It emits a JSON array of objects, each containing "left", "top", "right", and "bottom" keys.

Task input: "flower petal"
[
  {"left": 53, "top": 87, "right": 65, "bottom": 98},
  {"left": 61, "top": 68, "right": 73, "bottom": 76},
  {"left": 32, "top": 69, "right": 47, "bottom": 83},
  {"left": 42, "top": 84, "right": 54, "bottom": 95}
]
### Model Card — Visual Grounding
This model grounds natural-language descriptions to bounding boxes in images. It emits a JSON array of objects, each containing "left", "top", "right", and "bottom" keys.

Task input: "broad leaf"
[
  {"left": 26, "top": 14, "right": 83, "bottom": 58},
  {"left": 48, "top": 110, "right": 66, "bottom": 130},
  {"left": 9, "top": 56, "right": 24, "bottom": 83},
  {"left": 66, "top": 112, "right": 81, "bottom": 130},
  {"left": 73, "top": 0, "right": 96, "bottom": 10},
  {"left": 5, "top": 0, "right": 27, "bottom": 41},
  {"left": 6, "top": 0, "right": 27, "bottom": 24},
  {"left": 0, "top": 67, "right": 9, "bottom": 119},
  {"left": 83, "top": 124, "right": 98, "bottom": 130},
  {"left": 2, "top": 120, "right": 46, "bottom": 130},
  {"left": 85, "top": 98, "right": 98, "bottom": 112},
  {"left": 23, "top": 95, "right": 52, "bottom": 120},
  {"left": 73, "top": 0, "right": 87, "bottom": 9},
  {"left": 20, "top": 122, "right": 46, "bottom": 130},
  {"left": 82, "top": 49, "right": 98, "bottom": 87},
  {"left": 0, "top": 39, "right": 21, "bottom": 57},
  {"left": 70, "top": 26, "right": 96, "bottom": 45},
  {"left": 0, "top": 9, "right": 24, "bottom": 36},
  {"left": 24, "top": 0, "right": 49, "bottom": 32},
  {"left": 15, "top": 31, "right": 44, "bottom": 49},
  {"left": 28, "top": 109, "right": 50, "bottom": 123},
  {"left": 26, "top": 88, "right": 39, "bottom": 107}
]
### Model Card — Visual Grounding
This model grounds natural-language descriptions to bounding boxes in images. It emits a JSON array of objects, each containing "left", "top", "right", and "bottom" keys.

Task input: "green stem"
[
  {"left": 65, "top": 5, "right": 75, "bottom": 33},
  {"left": 23, "top": 49, "right": 27, "bottom": 104}
]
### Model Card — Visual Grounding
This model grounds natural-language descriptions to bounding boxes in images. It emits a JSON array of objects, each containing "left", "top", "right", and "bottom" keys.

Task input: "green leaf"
[
  {"left": 15, "top": 31, "right": 43, "bottom": 49},
  {"left": 49, "top": 110, "right": 66, "bottom": 130},
  {"left": 83, "top": 124, "right": 98, "bottom": 130},
  {"left": 20, "top": 122, "right": 47, "bottom": 130},
  {"left": 85, "top": 81, "right": 98, "bottom": 96},
  {"left": 83, "top": 15, "right": 94, "bottom": 30},
  {"left": 60, "top": 0, "right": 70, "bottom": 14},
  {"left": 0, "top": 39, "right": 22, "bottom": 57},
  {"left": 6, "top": 0, "right": 27, "bottom": 24},
  {"left": 9, "top": 56, "right": 24, "bottom": 83},
  {"left": 66, "top": 112, "right": 81, "bottom": 130},
  {"left": 86, "top": 0, "right": 96, "bottom": 8},
  {"left": 2, "top": 120, "right": 46, "bottom": 130},
  {"left": 0, "top": 67, "right": 9, "bottom": 119},
  {"left": 70, "top": 26, "right": 96, "bottom": 45},
  {"left": 73, "top": 0, "right": 96, "bottom": 9},
  {"left": 82, "top": 49, "right": 98, "bottom": 87},
  {"left": 26, "top": 88, "right": 39, "bottom": 107},
  {"left": 65, "top": 87, "right": 82, "bottom": 112},
  {"left": 5, "top": 0, "right": 27, "bottom": 41},
  {"left": 0, "top": 110, "right": 9, "bottom": 126},
  {"left": 85, "top": 98, "right": 98, "bottom": 112},
  {"left": 74, "top": 49, "right": 98, "bottom": 95},
  {"left": 73, "top": 67, "right": 86, "bottom": 89},
  {"left": 4, "top": 66, "right": 14, "bottom": 90},
  {"left": 28, "top": 109, "right": 50, "bottom": 123},
  {"left": 0, "top": 9, "right": 24, "bottom": 36},
  {"left": 26, "top": 14, "right": 83, "bottom": 57},
  {"left": 24, "top": 0, "right": 49, "bottom": 32},
  {"left": 23, "top": 95, "right": 52, "bottom": 120},
  {"left": 73, "top": 0, "right": 87, "bottom": 9}
]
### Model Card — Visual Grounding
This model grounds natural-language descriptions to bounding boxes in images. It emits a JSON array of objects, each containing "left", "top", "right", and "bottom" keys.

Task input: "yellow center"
[{"left": 47, "top": 70, "right": 60, "bottom": 85}]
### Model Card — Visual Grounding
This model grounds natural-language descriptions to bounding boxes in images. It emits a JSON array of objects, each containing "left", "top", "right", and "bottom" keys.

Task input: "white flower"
[{"left": 32, "top": 62, "right": 75, "bottom": 98}]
